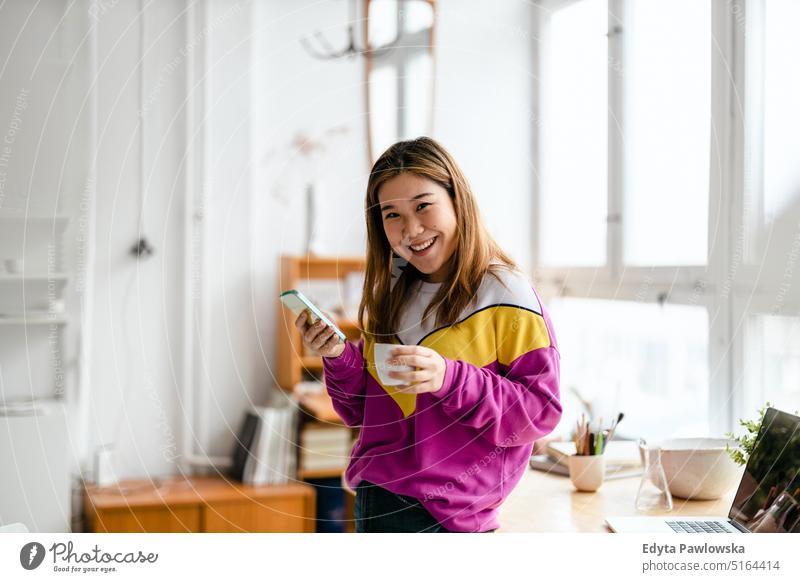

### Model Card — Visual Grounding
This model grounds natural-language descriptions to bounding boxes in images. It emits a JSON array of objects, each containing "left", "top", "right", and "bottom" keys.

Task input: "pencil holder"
[{"left": 568, "top": 454, "right": 605, "bottom": 492}]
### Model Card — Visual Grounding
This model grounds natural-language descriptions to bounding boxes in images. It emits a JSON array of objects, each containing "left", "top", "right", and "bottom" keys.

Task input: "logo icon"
[{"left": 19, "top": 542, "right": 46, "bottom": 570}]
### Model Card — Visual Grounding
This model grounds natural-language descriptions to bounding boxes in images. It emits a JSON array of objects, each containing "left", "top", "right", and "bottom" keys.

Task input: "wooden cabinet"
[{"left": 83, "top": 476, "right": 316, "bottom": 533}]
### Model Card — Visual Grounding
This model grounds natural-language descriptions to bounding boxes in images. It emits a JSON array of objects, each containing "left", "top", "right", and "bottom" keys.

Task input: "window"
[
  {"left": 366, "top": 0, "right": 435, "bottom": 161},
  {"left": 743, "top": 314, "right": 800, "bottom": 420},
  {"left": 735, "top": 0, "right": 800, "bottom": 428},
  {"left": 744, "top": 0, "right": 800, "bottom": 263},
  {"left": 548, "top": 297, "right": 709, "bottom": 441},
  {"left": 538, "top": 0, "right": 607, "bottom": 267},
  {"left": 537, "top": 0, "right": 710, "bottom": 270},
  {"left": 535, "top": 0, "right": 800, "bottom": 435},
  {"left": 368, "top": 66, "right": 399, "bottom": 157},
  {"left": 761, "top": 0, "right": 800, "bottom": 224},
  {"left": 623, "top": 0, "right": 710, "bottom": 266},
  {"left": 401, "top": 51, "right": 433, "bottom": 140}
]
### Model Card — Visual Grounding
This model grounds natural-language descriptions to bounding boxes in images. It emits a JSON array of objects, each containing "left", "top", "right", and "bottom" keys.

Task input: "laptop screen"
[{"left": 728, "top": 408, "right": 800, "bottom": 532}]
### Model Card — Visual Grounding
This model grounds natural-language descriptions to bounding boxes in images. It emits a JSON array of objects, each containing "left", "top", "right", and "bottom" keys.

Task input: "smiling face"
[{"left": 378, "top": 172, "right": 459, "bottom": 283}]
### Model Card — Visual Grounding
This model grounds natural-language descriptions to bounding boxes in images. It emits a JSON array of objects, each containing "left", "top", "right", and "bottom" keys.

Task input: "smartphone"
[{"left": 280, "top": 289, "right": 346, "bottom": 343}]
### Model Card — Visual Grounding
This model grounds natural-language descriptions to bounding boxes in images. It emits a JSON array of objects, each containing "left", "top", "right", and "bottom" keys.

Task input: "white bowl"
[{"left": 658, "top": 438, "right": 741, "bottom": 500}]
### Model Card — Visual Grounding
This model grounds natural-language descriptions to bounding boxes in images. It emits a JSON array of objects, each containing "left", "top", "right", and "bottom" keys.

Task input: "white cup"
[
  {"left": 373, "top": 343, "right": 414, "bottom": 386},
  {"left": 94, "top": 445, "right": 117, "bottom": 487},
  {"left": 568, "top": 454, "right": 606, "bottom": 492}
]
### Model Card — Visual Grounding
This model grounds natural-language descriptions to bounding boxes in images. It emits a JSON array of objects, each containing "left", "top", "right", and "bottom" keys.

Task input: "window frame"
[
  {"left": 531, "top": 0, "right": 750, "bottom": 434},
  {"left": 731, "top": 289, "right": 800, "bottom": 423},
  {"left": 367, "top": 5, "right": 435, "bottom": 159}
]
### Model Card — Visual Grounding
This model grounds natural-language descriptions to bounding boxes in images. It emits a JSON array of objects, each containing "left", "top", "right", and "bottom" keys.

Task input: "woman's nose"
[{"left": 402, "top": 217, "right": 424, "bottom": 240}]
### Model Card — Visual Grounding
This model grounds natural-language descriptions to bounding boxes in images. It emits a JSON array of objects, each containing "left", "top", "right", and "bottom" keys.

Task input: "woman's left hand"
[{"left": 388, "top": 345, "right": 447, "bottom": 394}]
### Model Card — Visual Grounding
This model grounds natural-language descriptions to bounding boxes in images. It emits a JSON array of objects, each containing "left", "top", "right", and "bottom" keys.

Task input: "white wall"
[
  {"left": 252, "top": 0, "right": 370, "bottom": 261},
  {"left": 204, "top": 0, "right": 263, "bottom": 459},
  {"left": 90, "top": 0, "right": 191, "bottom": 480},
  {"left": 435, "top": 0, "right": 535, "bottom": 273},
  {"left": 88, "top": 0, "right": 264, "bottom": 477},
  {"left": 251, "top": 0, "right": 371, "bottom": 452}
]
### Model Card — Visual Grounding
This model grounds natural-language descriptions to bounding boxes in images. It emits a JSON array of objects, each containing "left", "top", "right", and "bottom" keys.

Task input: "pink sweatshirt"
[{"left": 322, "top": 267, "right": 562, "bottom": 532}]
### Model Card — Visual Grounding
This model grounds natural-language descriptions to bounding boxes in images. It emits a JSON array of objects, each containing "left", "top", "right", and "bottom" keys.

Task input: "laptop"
[{"left": 606, "top": 407, "right": 800, "bottom": 533}]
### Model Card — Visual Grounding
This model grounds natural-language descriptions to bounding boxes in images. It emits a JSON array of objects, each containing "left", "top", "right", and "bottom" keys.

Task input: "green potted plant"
[
  {"left": 726, "top": 402, "right": 800, "bottom": 466},
  {"left": 726, "top": 402, "right": 773, "bottom": 466}
]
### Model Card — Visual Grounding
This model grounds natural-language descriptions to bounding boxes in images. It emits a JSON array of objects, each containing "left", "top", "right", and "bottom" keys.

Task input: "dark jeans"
[{"left": 354, "top": 480, "right": 496, "bottom": 533}]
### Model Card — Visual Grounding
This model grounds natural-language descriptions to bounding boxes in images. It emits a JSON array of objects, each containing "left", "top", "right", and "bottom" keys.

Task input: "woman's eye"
[
  {"left": 416, "top": 203, "right": 431, "bottom": 212},
  {"left": 384, "top": 212, "right": 398, "bottom": 219}
]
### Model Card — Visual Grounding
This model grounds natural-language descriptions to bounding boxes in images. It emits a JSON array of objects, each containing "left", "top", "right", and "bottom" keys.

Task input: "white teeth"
[{"left": 410, "top": 237, "right": 436, "bottom": 252}]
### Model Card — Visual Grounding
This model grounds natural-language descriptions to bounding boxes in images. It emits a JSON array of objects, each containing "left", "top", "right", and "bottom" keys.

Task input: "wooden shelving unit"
[
  {"left": 276, "top": 255, "right": 366, "bottom": 390},
  {"left": 276, "top": 256, "right": 364, "bottom": 531},
  {"left": 276, "top": 254, "right": 364, "bottom": 481}
]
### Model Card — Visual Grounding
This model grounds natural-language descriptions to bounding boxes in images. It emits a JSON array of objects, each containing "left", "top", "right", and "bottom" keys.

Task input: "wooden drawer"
[
  {"left": 203, "top": 494, "right": 314, "bottom": 532},
  {"left": 84, "top": 477, "right": 316, "bottom": 533},
  {"left": 87, "top": 505, "right": 201, "bottom": 533}
]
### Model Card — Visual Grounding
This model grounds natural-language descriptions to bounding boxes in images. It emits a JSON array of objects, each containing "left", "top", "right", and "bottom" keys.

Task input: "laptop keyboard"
[{"left": 666, "top": 520, "right": 735, "bottom": 533}]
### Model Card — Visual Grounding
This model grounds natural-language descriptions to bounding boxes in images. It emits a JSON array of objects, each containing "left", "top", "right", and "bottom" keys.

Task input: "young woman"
[{"left": 295, "top": 137, "right": 562, "bottom": 532}]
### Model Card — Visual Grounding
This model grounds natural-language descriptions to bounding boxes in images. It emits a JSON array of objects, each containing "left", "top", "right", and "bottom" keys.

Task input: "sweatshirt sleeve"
[
  {"left": 429, "top": 306, "right": 562, "bottom": 447},
  {"left": 322, "top": 338, "right": 368, "bottom": 427}
]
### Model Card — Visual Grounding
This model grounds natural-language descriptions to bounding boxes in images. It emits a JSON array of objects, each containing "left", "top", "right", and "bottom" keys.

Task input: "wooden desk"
[
  {"left": 498, "top": 467, "right": 740, "bottom": 532},
  {"left": 84, "top": 475, "right": 316, "bottom": 533}
]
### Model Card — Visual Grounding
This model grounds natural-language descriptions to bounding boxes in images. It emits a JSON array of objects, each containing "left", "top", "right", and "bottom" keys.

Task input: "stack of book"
[
  {"left": 299, "top": 424, "right": 354, "bottom": 474},
  {"left": 230, "top": 406, "right": 298, "bottom": 485},
  {"left": 529, "top": 440, "right": 643, "bottom": 480}
]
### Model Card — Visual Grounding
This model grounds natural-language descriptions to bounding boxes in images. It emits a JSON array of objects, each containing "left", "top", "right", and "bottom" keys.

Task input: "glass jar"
[{"left": 635, "top": 438, "right": 673, "bottom": 512}]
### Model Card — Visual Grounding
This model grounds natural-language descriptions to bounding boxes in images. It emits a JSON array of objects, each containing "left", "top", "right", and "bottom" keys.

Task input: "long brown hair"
[{"left": 358, "top": 137, "right": 517, "bottom": 342}]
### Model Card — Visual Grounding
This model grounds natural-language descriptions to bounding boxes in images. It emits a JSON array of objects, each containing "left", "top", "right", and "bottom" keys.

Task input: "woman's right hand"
[{"left": 295, "top": 311, "right": 346, "bottom": 359}]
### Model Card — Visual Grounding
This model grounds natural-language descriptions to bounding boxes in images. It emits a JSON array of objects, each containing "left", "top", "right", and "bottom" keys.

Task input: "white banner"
[{"left": 1, "top": 534, "right": 799, "bottom": 581}]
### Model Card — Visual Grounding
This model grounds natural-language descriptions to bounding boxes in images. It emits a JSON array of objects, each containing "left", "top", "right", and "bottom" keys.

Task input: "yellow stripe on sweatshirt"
[
  {"left": 363, "top": 339, "right": 418, "bottom": 418},
  {"left": 362, "top": 305, "right": 551, "bottom": 418},
  {"left": 420, "top": 305, "right": 550, "bottom": 368}
]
